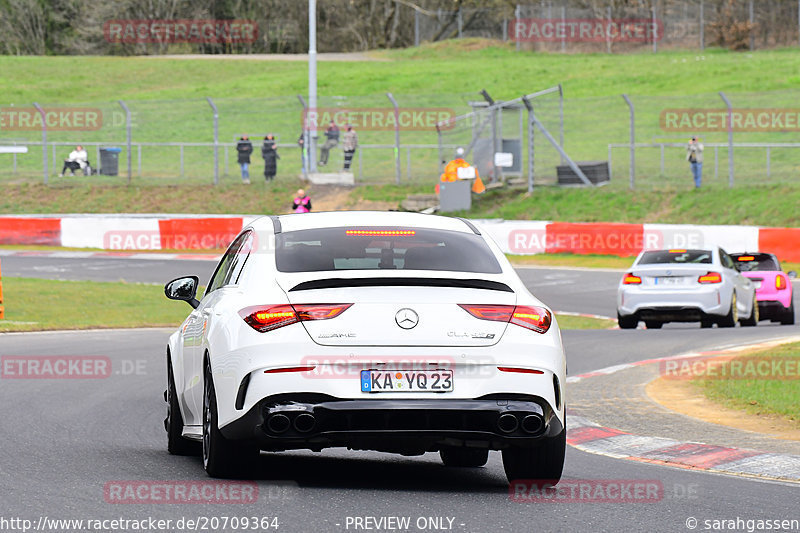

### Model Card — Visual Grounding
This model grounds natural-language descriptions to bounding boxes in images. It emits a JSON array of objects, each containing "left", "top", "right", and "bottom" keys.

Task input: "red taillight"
[
  {"left": 294, "top": 304, "right": 353, "bottom": 321},
  {"left": 239, "top": 304, "right": 352, "bottom": 332},
  {"left": 698, "top": 272, "right": 722, "bottom": 284},
  {"left": 497, "top": 367, "right": 545, "bottom": 374},
  {"left": 623, "top": 273, "right": 642, "bottom": 285},
  {"left": 776, "top": 275, "right": 787, "bottom": 290},
  {"left": 264, "top": 366, "right": 316, "bottom": 374},
  {"left": 458, "top": 304, "right": 552, "bottom": 334},
  {"left": 458, "top": 304, "right": 514, "bottom": 322}
]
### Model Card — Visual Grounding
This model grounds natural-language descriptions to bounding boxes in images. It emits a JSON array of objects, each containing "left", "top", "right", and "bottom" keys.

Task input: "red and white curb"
[
  {"left": 3, "top": 215, "right": 800, "bottom": 261},
  {"left": 566, "top": 336, "right": 800, "bottom": 483},
  {"left": 567, "top": 415, "right": 800, "bottom": 483}
]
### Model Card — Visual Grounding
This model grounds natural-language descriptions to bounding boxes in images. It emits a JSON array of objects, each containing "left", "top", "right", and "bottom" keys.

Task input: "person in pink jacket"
[{"left": 292, "top": 189, "right": 312, "bottom": 213}]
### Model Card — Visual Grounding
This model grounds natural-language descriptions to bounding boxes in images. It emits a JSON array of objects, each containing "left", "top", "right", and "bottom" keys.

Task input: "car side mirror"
[
  {"left": 164, "top": 276, "right": 200, "bottom": 309},
  {"left": 789, "top": 271, "right": 797, "bottom": 279}
]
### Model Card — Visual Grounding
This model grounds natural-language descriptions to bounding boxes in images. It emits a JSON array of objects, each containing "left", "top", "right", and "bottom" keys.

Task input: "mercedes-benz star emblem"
[{"left": 395, "top": 308, "right": 419, "bottom": 330}]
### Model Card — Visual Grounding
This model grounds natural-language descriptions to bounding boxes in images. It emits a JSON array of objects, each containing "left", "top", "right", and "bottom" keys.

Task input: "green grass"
[
  {"left": 0, "top": 276, "right": 610, "bottom": 332},
  {"left": 0, "top": 180, "right": 305, "bottom": 214},
  {"left": 695, "top": 343, "right": 800, "bottom": 423},
  {"left": 4, "top": 181, "right": 800, "bottom": 228},
  {"left": 3, "top": 42, "right": 800, "bottom": 103},
  {"left": 554, "top": 314, "right": 615, "bottom": 330},
  {"left": 507, "top": 253, "right": 632, "bottom": 269},
  {"left": 459, "top": 183, "right": 800, "bottom": 227},
  {"left": 0, "top": 277, "right": 190, "bottom": 332},
  {"left": 3, "top": 42, "right": 800, "bottom": 186}
]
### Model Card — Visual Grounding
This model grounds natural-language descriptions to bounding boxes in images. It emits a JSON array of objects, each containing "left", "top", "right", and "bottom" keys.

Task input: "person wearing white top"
[{"left": 60, "top": 145, "right": 89, "bottom": 176}]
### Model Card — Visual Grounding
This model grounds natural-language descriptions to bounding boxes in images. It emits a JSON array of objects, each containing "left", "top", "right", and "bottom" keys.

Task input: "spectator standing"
[
  {"left": 236, "top": 136, "right": 253, "bottom": 184},
  {"left": 293, "top": 189, "right": 312, "bottom": 213},
  {"left": 262, "top": 134, "right": 279, "bottom": 182},
  {"left": 318, "top": 120, "right": 339, "bottom": 167},
  {"left": 686, "top": 136, "right": 704, "bottom": 188},
  {"left": 59, "top": 145, "right": 88, "bottom": 177},
  {"left": 342, "top": 124, "right": 358, "bottom": 172}
]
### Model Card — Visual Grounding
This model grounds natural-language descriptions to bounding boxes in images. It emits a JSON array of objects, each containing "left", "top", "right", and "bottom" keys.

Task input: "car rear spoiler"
[{"left": 289, "top": 277, "right": 513, "bottom": 292}]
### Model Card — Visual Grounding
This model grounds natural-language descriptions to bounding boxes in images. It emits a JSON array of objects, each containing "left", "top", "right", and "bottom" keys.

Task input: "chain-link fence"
[
  {"left": 0, "top": 92, "right": 481, "bottom": 186},
  {"left": 3, "top": 88, "right": 799, "bottom": 189}
]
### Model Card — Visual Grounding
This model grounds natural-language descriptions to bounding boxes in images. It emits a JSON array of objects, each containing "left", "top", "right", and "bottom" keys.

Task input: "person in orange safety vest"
[{"left": 438, "top": 147, "right": 485, "bottom": 194}]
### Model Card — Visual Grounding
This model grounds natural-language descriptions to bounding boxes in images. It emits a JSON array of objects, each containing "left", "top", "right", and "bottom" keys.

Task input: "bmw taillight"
[
  {"left": 458, "top": 304, "right": 552, "bottom": 334},
  {"left": 776, "top": 275, "right": 788, "bottom": 290},
  {"left": 623, "top": 273, "right": 642, "bottom": 285},
  {"left": 239, "top": 304, "right": 352, "bottom": 332},
  {"left": 698, "top": 272, "right": 722, "bottom": 284}
]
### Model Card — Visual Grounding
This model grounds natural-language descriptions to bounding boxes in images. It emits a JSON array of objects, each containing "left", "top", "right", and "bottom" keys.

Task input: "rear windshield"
[
  {"left": 731, "top": 253, "right": 780, "bottom": 272},
  {"left": 637, "top": 250, "right": 713, "bottom": 265},
  {"left": 276, "top": 227, "right": 503, "bottom": 274}
]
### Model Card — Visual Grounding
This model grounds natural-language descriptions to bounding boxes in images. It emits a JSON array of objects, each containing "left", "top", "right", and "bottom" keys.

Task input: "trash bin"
[{"left": 99, "top": 147, "right": 122, "bottom": 176}]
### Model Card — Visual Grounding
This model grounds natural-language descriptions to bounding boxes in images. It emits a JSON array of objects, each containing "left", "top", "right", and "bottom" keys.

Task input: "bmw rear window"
[
  {"left": 731, "top": 253, "right": 780, "bottom": 272},
  {"left": 637, "top": 250, "right": 713, "bottom": 265},
  {"left": 275, "top": 227, "right": 502, "bottom": 273}
]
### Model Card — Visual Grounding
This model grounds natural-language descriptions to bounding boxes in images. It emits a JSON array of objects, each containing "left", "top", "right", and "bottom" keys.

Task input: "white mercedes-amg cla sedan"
[{"left": 163, "top": 212, "right": 566, "bottom": 483}]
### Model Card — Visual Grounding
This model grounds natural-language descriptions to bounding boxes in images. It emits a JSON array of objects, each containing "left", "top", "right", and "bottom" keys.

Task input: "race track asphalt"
[{"left": 1, "top": 255, "right": 798, "bottom": 532}]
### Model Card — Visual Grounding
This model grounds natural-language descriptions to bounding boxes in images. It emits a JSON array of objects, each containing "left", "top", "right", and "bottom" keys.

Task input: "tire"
[
  {"left": 165, "top": 357, "right": 200, "bottom": 456},
  {"left": 718, "top": 292, "right": 738, "bottom": 328},
  {"left": 740, "top": 294, "right": 759, "bottom": 327},
  {"left": 780, "top": 300, "right": 796, "bottom": 325},
  {"left": 203, "top": 359, "right": 259, "bottom": 478},
  {"left": 700, "top": 318, "right": 714, "bottom": 329},
  {"left": 645, "top": 321, "right": 663, "bottom": 329},
  {"left": 617, "top": 313, "right": 638, "bottom": 329},
  {"left": 440, "top": 447, "right": 489, "bottom": 468},
  {"left": 502, "top": 427, "right": 566, "bottom": 484}
]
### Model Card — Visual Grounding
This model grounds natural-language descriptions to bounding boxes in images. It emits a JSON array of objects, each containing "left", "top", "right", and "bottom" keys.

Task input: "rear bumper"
[
  {"left": 622, "top": 306, "right": 713, "bottom": 323},
  {"left": 755, "top": 290, "right": 793, "bottom": 310},
  {"left": 618, "top": 286, "right": 727, "bottom": 319},
  {"left": 758, "top": 300, "right": 791, "bottom": 318},
  {"left": 220, "top": 394, "right": 561, "bottom": 454}
]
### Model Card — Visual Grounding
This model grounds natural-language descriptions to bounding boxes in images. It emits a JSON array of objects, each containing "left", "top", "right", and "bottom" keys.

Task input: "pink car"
[{"left": 731, "top": 253, "right": 796, "bottom": 325}]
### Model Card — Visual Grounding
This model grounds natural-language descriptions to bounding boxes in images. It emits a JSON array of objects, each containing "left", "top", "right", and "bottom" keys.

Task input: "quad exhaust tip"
[
  {"left": 497, "top": 413, "right": 519, "bottom": 433},
  {"left": 521, "top": 414, "right": 544, "bottom": 435},
  {"left": 293, "top": 413, "right": 316, "bottom": 433},
  {"left": 498, "top": 413, "right": 545, "bottom": 435},
  {"left": 266, "top": 414, "right": 291, "bottom": 434}
]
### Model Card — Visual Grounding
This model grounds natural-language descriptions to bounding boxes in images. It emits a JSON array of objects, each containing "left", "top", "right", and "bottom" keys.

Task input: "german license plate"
[
  {"left": 360, "top": 369, "right": 453, "bottom": 393},
  {"left": 656, "top": 276, "right": 684, "bottom": 285}
]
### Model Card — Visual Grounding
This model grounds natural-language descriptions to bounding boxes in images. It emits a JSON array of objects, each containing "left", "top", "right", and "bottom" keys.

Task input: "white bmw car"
[
  {"left": 617, "top": 248, "right": 757, "bottom": 329},
  {"left": 163, "top": 211, "right": 566, "bottom": 483}
]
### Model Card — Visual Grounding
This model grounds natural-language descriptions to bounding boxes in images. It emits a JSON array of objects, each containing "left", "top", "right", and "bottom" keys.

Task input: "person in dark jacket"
[
  {"left": 261, "top": 134, "right": 279, "bottom": 181},
  {"left": 318, "top": 120, "right": 339, "bottom": 166},
  {"left": 236, "top": 136, "right": 253, "bottom": 184}
]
